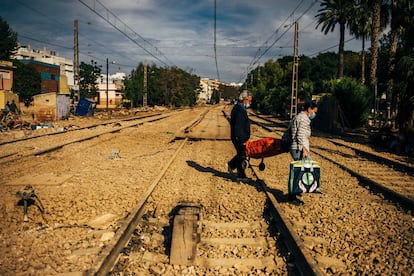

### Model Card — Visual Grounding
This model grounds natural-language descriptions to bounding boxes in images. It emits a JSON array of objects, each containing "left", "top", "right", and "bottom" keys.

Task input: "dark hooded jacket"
[{"left": 230, "top": 102, "right": 250, "bottom": 143}]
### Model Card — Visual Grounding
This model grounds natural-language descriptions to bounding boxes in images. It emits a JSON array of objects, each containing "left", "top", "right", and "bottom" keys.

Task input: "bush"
[{"left": 333, "top": 77, "right": 371, "bottom": 129}]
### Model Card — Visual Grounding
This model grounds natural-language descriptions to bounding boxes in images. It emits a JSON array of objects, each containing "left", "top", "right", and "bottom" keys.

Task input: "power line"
[
  {"left": 238, "top": 0, "right": 305, "bottom": 83},
  {"left": 18, "top": 33, "right": 137, "bottom": 70},
  {"left": 78, "top": 0, "right": 175, "bottom": 68},
  {"left": 18, "top": 34, "right": 72, "bottom": 51},
  {"left": 238, "top": 0, "right": 318, "bottom": 83},
  {"left": 307, "top": 37, "right": 356, "bottom": 57},
  {"left": 13, "top": 1, "right": 134, "bottom": 68}
]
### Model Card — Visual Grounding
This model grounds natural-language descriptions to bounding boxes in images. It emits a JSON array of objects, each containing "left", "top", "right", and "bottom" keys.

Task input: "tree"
[
  {"left": 0, "top": 17, "right": 18, "bottom": 61},
  {"left": 78, "top": 60, "right": 101, "bottom": 99},
  {"left": 370, "top": 0, "right": 382, "bottom": 94},
  {"left": 333, "top": 77, "right": 371, "bottom": 128},
  {"left": 315, "top": 0, "right": 354, "bottom": 78},
  {"left": 123, "top": 62, "right": 144, "bottom": 107},
  {"left": 385, "top": 0, "right": 412, "bottom": 122},
  {"left": 123, "top": 63, "right": 199, "bottom": 108},
  {"left": 12, "top": 60, "right": 41, "bottom": 98},
  {"left": 348, "top": 0, "right": 372, "bottom": 84},
  {"left": 210, "top": 90, "right": 220, "bottom": 104}
]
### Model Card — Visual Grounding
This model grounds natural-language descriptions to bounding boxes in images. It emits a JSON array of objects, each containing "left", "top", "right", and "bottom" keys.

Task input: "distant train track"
[
  {"left": 1, "top": 106, "right": 412, "bottom": 275},
  {"left": 0, "top": 112, "right": 170, "bottom": 165},
  {"left": 89, "top": 106, "right": 320, "bottom": 275},
  {"left": 248, "top": 112, "right": 414, "bottom": 210},
  {"left": 0, "top": 112, "right": 163, "bottom": 146}
]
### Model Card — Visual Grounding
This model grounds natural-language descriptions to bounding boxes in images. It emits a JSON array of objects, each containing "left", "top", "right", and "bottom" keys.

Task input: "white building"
[
  {"left": 96, "top": 68, "right": 126, "bottom": 109},
  {"left": 12, "top": 44, "right": 74, "bottom": 87},
  {"left": 199, "top": 78, "right": 220, "bottom": 103}
]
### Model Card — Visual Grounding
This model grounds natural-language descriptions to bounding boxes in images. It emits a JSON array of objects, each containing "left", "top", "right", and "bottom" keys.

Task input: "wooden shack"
[{"left": 33, "top": 92, "right": 70, "bottom": 122}]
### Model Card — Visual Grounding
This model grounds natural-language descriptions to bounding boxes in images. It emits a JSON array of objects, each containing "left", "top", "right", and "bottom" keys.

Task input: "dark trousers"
[{"left": 229, "top": 140, "right": 246, "bottom": 177}]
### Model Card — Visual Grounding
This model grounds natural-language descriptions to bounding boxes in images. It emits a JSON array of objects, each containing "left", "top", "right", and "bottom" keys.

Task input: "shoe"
[
  {"left": 236, "top": 173, "right": 248, "bottom": 181},
  {"left": 289, "top": 198, "right": 304, "bottom": 206},
  {"left": 288, "top": 194, "right": 304, "bottom": 206},
  {"left": 226, "top": 163, "right": 234, "bottom": 175}
]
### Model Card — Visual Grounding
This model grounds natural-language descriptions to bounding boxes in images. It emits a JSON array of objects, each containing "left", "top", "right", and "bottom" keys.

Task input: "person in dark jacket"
[
  {"left": 9, "top": 100, "right": 18, "bottom": 114},
  {"left": 227, "top": 90, "right": 252, "bottom": 179}
]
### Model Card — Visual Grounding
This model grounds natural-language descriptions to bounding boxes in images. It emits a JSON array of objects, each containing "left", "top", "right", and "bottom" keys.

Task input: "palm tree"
[
  {"left": 370, "top": 0, "right": 381, "bottom": 94},
  {"left": 386, "top": 0, "right": 412, "bottom": 123},
  {"left": 348, "top": 0, "right": 372, "bottom": 84},
  {"left": 315, "top": 0, "right": 355, "bottom": 79}
]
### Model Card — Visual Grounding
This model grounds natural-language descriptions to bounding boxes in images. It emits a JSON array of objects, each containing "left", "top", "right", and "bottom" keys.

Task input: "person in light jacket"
[
  {"left": 290, "top": 100, "right": 318, "bottom": 161},
  {"left": 288, "top": 100, "right": 318, "bottom": 205}
]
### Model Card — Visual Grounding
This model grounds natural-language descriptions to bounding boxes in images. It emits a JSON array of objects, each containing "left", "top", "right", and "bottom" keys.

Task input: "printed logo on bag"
[{"left": 298, "top": 172, "right": 318, "bottom": 193}]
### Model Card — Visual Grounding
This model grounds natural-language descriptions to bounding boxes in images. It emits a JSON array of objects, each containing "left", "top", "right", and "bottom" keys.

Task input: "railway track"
[
  {"left": 91, "top": 106, "right": 318, "bottom": 275},
  {"left": 0, "top": 105, "right": 412, "bottom": 275},
  {"left": 0, "top": 112, "right": 170, "bottom": 165},
  {"left": 248, "top": 112, "right": 414, "bottom": 210}
]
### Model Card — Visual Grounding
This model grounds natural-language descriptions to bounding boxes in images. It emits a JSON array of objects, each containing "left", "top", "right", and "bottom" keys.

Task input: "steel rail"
[
  {"left": 85, "top": 109, "right": 211, "bottom": 275},
  {"left": 248, "top": 112, "right": 413, "bottom": 175},
  {"left": 251, "top": 170, "right": 324, "bottom": 276},
  {"left": 326, "top": 139, "right": 414, "bottom": 175},
  {"left": 223, "top": 108, "right": 322, "bottom": 275},
  {"left": 0, "top": 113, "right": 162, "bottom": 146},
  {"left": 0, "top": 113, "right": 171, "bottom": 165},
  {"left": 247, "top": 112, "right": 414, "bottom": 210},
  {"left": 86, "top": 137, "right": 188, "bottom": 276},
  {"left": 311, "top": 149, "right": 414, "bottom": 211}
]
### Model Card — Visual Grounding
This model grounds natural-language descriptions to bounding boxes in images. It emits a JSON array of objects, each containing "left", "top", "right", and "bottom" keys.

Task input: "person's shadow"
[{"left": 186, "top": 160, "right": 269, "bottom": 193}]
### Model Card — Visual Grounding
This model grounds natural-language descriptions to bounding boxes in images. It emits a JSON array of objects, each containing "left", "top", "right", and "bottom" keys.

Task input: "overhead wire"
[
  {"left": 237, "top": 0, "right": 305, "bottom": 83},
  {"left": 270, "top": 13, "right": 319, "bottom": 59},
  {"left": 308, "top": 37, "right": 357, "bottom": 57},
  {"left": 78, "top": 0, "right": 175, "bottom": 68},
  {"left": 238, "top": 0, "right": 319, "bottom": 83},
  {"left": 13, "top": 0, "right": 138, "bottom": 70},
  {"left": 11, "top": 0, "right": 356, "bottom": 83}
]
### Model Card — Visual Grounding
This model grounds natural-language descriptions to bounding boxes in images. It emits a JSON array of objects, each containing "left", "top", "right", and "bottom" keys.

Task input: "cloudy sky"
[{"left": 2, "top": 0, "right": 362, "bottom": 84}]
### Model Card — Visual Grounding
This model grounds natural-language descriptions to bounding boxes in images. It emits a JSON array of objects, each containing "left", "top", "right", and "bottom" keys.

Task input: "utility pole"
[
  {"left": 290, "top": 21, "right": 299, "bottom": 119},
  {"left": 106, "top": 57, "right": 109, "bottom": 113},
  {"left": 143, "top": 60, "right": 148, "bottom": 107},
  {"left": 73, "top": 19, "right": 79, "bottom": 104}
]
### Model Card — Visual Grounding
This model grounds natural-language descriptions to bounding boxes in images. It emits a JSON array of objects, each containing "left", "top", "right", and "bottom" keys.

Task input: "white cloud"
[{"left": 2, "top": 0, "right": 363, "bottom": 83}]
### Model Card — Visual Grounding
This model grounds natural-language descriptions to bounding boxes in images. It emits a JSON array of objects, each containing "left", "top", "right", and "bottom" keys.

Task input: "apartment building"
[
  {"left": 95, "top": 69, "right": 126, "bottom": 109},
  {"left": 199, "top": 78, "right": 221, "bottom": 103},
  {"left": 12, "top": 44, "right": 74, "bottom": 92}
]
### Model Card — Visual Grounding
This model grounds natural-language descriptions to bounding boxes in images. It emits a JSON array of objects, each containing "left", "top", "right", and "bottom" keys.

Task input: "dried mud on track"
[
  {"left": 0, "top": 108, "right": 206, "bottom": 275},
  {"left": 0, "top": 105, "right": 413, "bottom": 275},
  {"left": 250, "top": 119, "right": 413, "bottom": 275}
]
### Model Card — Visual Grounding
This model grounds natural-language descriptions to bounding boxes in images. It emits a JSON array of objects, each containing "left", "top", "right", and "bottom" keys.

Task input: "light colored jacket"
[{"left": 290, "top": 111, "right": 311, "bottom": 151}]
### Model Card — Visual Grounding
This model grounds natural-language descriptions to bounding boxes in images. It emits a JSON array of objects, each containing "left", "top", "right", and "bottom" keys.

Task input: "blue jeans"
[{"left": 290, "top": 149, "right": 302, "bottom": 161}]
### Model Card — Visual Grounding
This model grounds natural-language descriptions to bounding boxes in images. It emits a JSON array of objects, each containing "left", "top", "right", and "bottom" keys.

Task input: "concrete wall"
[{"left": 33, "top": 92, "right": 70, "bottom": 121}]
